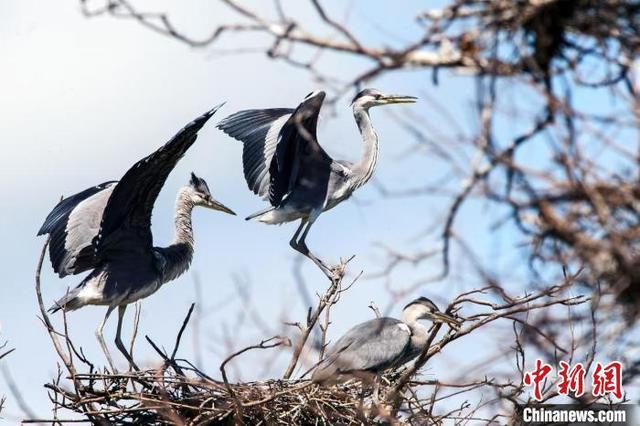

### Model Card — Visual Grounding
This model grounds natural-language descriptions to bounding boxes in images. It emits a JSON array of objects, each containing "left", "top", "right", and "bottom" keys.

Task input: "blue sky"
[{"left": 1, "top": 0, "right": 631, "bottom": 422}]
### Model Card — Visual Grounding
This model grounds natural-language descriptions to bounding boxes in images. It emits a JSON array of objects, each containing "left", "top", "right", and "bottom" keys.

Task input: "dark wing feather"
[
  {"left": 319, "top": 318, "right": 412, "bottom": 376},
  {"left": 94, "top": 105, "right": 222, "bottom": 258},
  {"left": 268, "top": 92, "right": 331, "bottom": 206},
  {"left": 38, "top": 181, "right": 117, "bottom": 277},
  {"left": 217, "top": 108, "right": 293, "bottom": 197}
]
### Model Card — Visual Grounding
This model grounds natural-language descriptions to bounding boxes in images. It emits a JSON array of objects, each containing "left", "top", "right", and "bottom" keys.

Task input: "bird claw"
[
  {"left": 325, "top": 257, "right": 354, "bottom": 281},
  {"left": 330, "top": 266, "right": 343, "bottom": 280},
  {"left": 301, "top": 250, "right": 352, "bottom": 282},
  {"left": 310, "top": 261, "right": 338, "bottom": 281},
  {"left": 321, "top": 264, "right": 344, "bottom": 282}
]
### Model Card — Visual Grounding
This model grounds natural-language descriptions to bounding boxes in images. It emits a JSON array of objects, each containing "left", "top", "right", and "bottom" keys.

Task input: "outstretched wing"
[
  {"left": 320, "top": 318, "right": 412, "bottom": 375},
  {"left": 268, "top": 91, "right": 331, "bottom": 206},
  {"left": 94, "top": 105, "right": 223, "bottom": 258},
  {"left": 38, "top": 181, "right": 117, "bottom": 277},
  {"left": 217, "top": 108, "right": 293, "bottom": 198}
]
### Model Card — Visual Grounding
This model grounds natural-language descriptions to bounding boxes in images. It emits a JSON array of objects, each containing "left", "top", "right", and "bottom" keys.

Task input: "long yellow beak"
[
  {"left": 382, "top": 94, "right": 418, "bottom": 104},
  {"left": 206, "top": 197, "right": 236, "bottom": 215},
  {"left": 429, "top": 311, "right": 461, "bottom": 331}
]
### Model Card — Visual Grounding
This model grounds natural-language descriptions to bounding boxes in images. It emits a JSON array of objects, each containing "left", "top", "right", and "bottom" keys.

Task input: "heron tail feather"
[
  {"left": 48, "top": 289, "right": 83, "bottom": 313},
  {"left": 245, "top": 207, "right": 274, "bottom": 221}
]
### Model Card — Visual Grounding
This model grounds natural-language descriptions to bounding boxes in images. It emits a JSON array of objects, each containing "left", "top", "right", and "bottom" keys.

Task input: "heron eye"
[{"left": 375, "top": 94, "right": 382, "bottom": 99}]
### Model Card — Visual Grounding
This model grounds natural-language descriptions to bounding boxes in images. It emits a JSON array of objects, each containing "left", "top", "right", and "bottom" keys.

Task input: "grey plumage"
[
  {"left": 38, "top": 105, "right": 235, "bottom": 371},
  {"left": 38, "top": 181, "right": 117, "bottom": 277},
  {"left": 312, "top": 297, "right": 460, "bottom": 384},
  {"left": 312, "top": 318, "right": 411, "bottom": 383},
  {"left": 218, "top": 89, "right": 417, "bottom": 279},
  {"left": 218, "top": 108, "right": 293, "bottom": 197}
]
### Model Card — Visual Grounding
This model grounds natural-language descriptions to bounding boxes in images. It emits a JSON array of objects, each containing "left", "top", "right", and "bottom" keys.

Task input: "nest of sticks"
[
  {"left": 45, "top": 365, "right": 412, "bottom": 425},
  {"left": 34, "top": 245, "right": 432, "bottom": 425}
]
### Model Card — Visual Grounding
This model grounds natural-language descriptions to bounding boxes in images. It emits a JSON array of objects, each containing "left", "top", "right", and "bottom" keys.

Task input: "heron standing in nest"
[{"left": 38, "top": 105, "right": 235, "bottom": 371}]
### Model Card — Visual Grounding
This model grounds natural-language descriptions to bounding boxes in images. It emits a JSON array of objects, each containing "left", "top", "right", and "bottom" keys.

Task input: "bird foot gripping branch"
[{"left": 319, "top": 255, "right": 354, "bottom": 283}]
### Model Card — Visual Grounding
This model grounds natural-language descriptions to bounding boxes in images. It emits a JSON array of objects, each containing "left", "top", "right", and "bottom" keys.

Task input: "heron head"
[
  {"left": 188, "top": 172, "right": 235, "bottom": 215},
  {"left": 402, "top": 297, "right": 460, "bottom": 330},
  {"left": 351, "top": 88, "right": 417, "bottom": 110}
]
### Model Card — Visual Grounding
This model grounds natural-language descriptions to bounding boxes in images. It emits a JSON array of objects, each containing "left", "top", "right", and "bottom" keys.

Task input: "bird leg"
[
  {"left": 299, "top": 220, "right": 338, "bottom": 278},
  {"left": 288, "top": 219, "right": 307, "bottom": 251},
  {"left": 299, "top": 242, "right": 337, "bottom": 280},
  {"left": 290, "top": 218, "right": 339, "bottom": 281},
  {"left": 115, "top": 305, "right": 140, "bottom": 372},
  {"left": 96, "top": 306, "right": 117, "bottom": 372}
]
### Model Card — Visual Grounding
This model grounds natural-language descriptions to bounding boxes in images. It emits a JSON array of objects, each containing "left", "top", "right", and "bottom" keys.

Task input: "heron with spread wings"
[
  {"left": 37, "top": 105, "right": 234, "bottom": 370},
  {"left": 218, "top": 89, "right": 416, "bottom": 279}
]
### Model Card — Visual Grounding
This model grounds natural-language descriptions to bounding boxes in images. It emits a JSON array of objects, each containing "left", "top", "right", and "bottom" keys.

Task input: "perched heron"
[
  {"left": 217, "top": 89, "right": 416, "bottom": 279},
  {"left": 311, "top": 297, "right": 460, "bottom": 385},
  {"left": 37, "top": 105, "right": 235, "bottom": 370}
]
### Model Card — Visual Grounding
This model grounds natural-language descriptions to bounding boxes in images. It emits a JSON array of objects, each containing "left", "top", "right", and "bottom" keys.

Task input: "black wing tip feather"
[
  {"left": 216, "top": 109, "right": 255, "bottom": 132},
  {"left": 38, "top": 211, "right": 63, "bottom": 235},
  {"left": 186, "top": 102, "right": 225, "bottom": 132},
  {"left": 92, "top": 103, "right": 225, "bottom": 256},
  {"left": 216, "top": 108, "right": 295, "bottom": 136},
  {"left": 205, "top": 102, "right": 226, "bottom": 119},
  {"left": 37, "top": 200, "right": 67, "bottom": 236}
]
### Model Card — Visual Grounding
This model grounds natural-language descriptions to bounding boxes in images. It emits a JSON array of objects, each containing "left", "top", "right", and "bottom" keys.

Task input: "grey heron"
[
  {"left": 217, "top": 89, "right": 416, "bottom": 279},
  {"left": 37, "top": 105, "right": 235, "bottom": 370},
  {"left": 311, "top": 297, "right": 459, "bottom": 384}
]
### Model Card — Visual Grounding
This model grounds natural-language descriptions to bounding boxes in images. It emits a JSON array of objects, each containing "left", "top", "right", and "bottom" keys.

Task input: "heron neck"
[
  {"left": 401, "top": 312, "right": 430, "bottom": 357},
  {"left": 401, "top": 308, "right": 429, "bottom": 340},
  {"left": 172, "top": 188, "right": 196, "bottom": 253},
  {"left": 154, "top": 189, "right": 196, "bottom": 283},
  {"left": 352, "top": 107, "right": 379, "bottom": 188}
]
